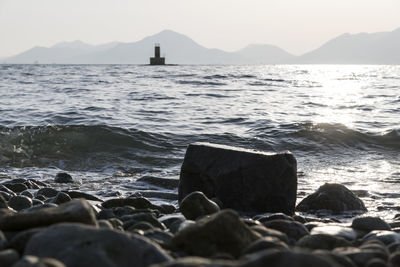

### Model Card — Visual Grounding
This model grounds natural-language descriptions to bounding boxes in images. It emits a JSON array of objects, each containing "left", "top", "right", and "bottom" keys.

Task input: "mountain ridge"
[{"left": 2, "top": 28, "right": 400, "bottom": 64}]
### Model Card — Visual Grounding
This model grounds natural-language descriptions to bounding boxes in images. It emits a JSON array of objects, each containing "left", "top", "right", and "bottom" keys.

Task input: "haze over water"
[{"left": 0, "top": 64, "right": 399, "bottom": 220}]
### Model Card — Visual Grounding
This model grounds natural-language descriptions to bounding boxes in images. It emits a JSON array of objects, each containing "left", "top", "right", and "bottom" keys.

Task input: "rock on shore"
[{"left": 178, "top": 142, "right": 297, "bottom": 215}]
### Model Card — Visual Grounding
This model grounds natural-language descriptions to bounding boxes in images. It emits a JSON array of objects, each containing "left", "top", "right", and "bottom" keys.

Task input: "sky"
[{"left": 0, "top": 0, "right": 399, "bottom": 58}]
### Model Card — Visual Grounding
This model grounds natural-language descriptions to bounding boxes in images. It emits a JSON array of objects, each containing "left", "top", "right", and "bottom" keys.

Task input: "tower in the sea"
[{"left": 150, "top": 43, "right": 165, "bottom": 65}]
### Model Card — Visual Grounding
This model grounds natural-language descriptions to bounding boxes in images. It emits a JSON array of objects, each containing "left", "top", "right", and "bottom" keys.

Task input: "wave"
[
  {"left": 250, "top": 122, "right": 400, "bottom": 152},
  {"left": 0, "top": 125, "right": 182, "bottom": 170}
]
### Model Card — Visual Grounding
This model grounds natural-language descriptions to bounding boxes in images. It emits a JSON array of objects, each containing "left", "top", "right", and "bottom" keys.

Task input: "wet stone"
[
  {"left": 250, "top": 225, "right": 290, "bottom": 244},
  {"left": 8, "top": 195, "right": 33, "bottom": 211},
  {"left": 362, "top": 230, "right": 400, "bottom": 245},
  {"left": 54, "top": 172, "right": 74, "bottom": 183},
  {"left": 179, "top": 191, "right": 220, "bottom": 220},
  {"left": 310, "top": 225, "right": 359, "bottom": 241},
  {"left": 20, "top": 190, "right": 33, "bottom": 198},
  {"left": 3, "top": 183, "right": 28, "bottom": 193},
  {"left": 36, "top": 188, "right": 59, "bottom": 198},
  {"left": 24, "top": 223, "right": 171, "bottom": 267},
  {"left": 171, "top": 209, "right": 261, "bottom": 258},
  {"left": 352, "top": 216, "right": 392, "bottom": 232},
  {"left": 296, "top": 183, "right": 367, "bottom": 214},
  {"left": 50, "top": 192, "right": 72, "bottom": 205},
  {"left": 0, "top": 199, "right": 96, "bottom": 231}
]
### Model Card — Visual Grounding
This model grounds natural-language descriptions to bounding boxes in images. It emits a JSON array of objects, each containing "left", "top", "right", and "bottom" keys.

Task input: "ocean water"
[{"left": 0, "top": 64, "right": 399, "bottom": 220}]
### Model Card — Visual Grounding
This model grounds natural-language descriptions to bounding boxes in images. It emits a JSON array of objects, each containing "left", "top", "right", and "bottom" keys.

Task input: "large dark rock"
[
  {"left": 178, "top": 143, "right": 297, "bottom": 215},
  {"left": 0, "top": 199, "right": 96, "bottom": 231},
  {"left": 24, "top": 223, "right": 171, "bottom": 267},
  {"left": 179, "top": 191, "right": 220, "bottom": 220},
  {"left": 171, "top": 209, "right": 261, "bottom": 258},
  {"left": 296, "top": 183, "right": 367, "bottom": 214}
]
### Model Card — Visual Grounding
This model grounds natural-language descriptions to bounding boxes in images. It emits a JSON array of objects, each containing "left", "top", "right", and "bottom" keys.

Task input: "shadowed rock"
[
  {"left": 0, "top": 199, "right": 96, "bottom": 231},
  {"left": 178, "top": 143, "right": 297, "bottom": 215},
  {"left": 24, "top": 223, "right": 171, "bottom": 267},
  {"left": 296, "top": 183, "right": 367, "bottom": 214},
  {"left": 54, "top": 172, "right": 74, "bottom": 183},
  {"left": 179, "top": 191, "right": 220, "bottom": 220},
  {"left": 171, "top": 209, "right": 261, "bottom": 258}
]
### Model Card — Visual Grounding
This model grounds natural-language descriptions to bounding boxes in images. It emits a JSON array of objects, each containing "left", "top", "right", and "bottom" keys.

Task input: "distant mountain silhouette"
[
  {"left": 295, "top": 27, "right": 400, "bottom": 64},
  {"left": 2, "top": 28, "right": 400, "bottom": 64},
  {"left": 236, "top": 44, "right": 294, "bottom": 64}
]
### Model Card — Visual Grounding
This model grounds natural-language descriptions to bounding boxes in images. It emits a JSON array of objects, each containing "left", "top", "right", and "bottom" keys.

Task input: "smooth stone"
[
  {"left": 3, "top": 183, "right": 28, "bottom": 193},
  {"left": 50, "top": 192, "right": 71, "bottom": 205},
  {"left": 0, "top": 199, "right": 96, "bottom": 231},
  {"left": 102, "top": 197, "right": 161, "bottom": 211},
  {"left": 11, "top": 255, "right": 65, "bottom": 267},
  {"left": 334, "top": 247, "right": 388, "bottom": 267},
  {"left": 0, "top": 249, "right": 20, "bottom": 267},
  {"left": 24, "top": 223, "right": 172, "bottom": 267},
  {"left": 20, "top": 190, "right": 33, "bottom": 198},
  {"left": 179, "top": 191, "right": 220, "bottom": 220},
  {"left": 242, "top": 236, "right": 289, "bottom": 255},
  {"left": 63, "top": 191, "right": 103, "bottom": 202},
  {"left": 296, "top": 183, "right": 367, "bottom": 214},
  {"left": 250, "top": 225, "right": 289, "bottom": 244},
  {"left": 54, "top": 172, "right": 74, "bottom": 183},
  {"left": 311, "top": 225, "right": 359, "bottom": 241},
  {"left": 171, "top": 209, "right": 261, "bottom": 258},
  {"left": 256, "top": 213, "right": 295, "bottom": 223},
  {"left": 362, "top": 230, "right": 400, "bottom": 245},
  {"left": 296, "top": 234, "right": 352, "bottom": 250},
  {"left": 36, "top": 188, "right": 59, "bottom": 198},
  {"left": 352, "top": 216, "right": 391, "bottom": 232},
  {"left": 8, "top": 195, "right": 33, "bottom": 211},
  {"left": 262, "top": 219, "right": 309, "bottom": 245},
  {"left": 240, "top": 250, "right": 336, "bottom": 267},
  {"left": 179, "top": 142, "right": 297, "bottom": 215}
]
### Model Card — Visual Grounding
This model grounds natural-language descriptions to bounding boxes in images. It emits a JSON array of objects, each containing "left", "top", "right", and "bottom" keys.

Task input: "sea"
[{"left": 0, "top": 64, "right": 399, "bottom": 220}]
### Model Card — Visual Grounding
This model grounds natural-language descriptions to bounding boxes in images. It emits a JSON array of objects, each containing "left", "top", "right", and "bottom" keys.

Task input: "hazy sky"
[{"left": 0, "top": 0, "right": 399, "bottom": 58}]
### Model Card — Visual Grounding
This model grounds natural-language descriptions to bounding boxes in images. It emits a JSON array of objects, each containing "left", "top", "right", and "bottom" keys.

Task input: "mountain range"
[{"left": 2, "top": 28, "right": 400, "bottom": 64}]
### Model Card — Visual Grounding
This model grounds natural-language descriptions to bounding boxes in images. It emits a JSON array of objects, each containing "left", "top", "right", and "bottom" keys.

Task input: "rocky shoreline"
[
  {"left": 1, "top": 175, "right": 400, "bottom": 267},
  {"left": 1, "top": 143, "right": 400, "bottom": 267}
]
